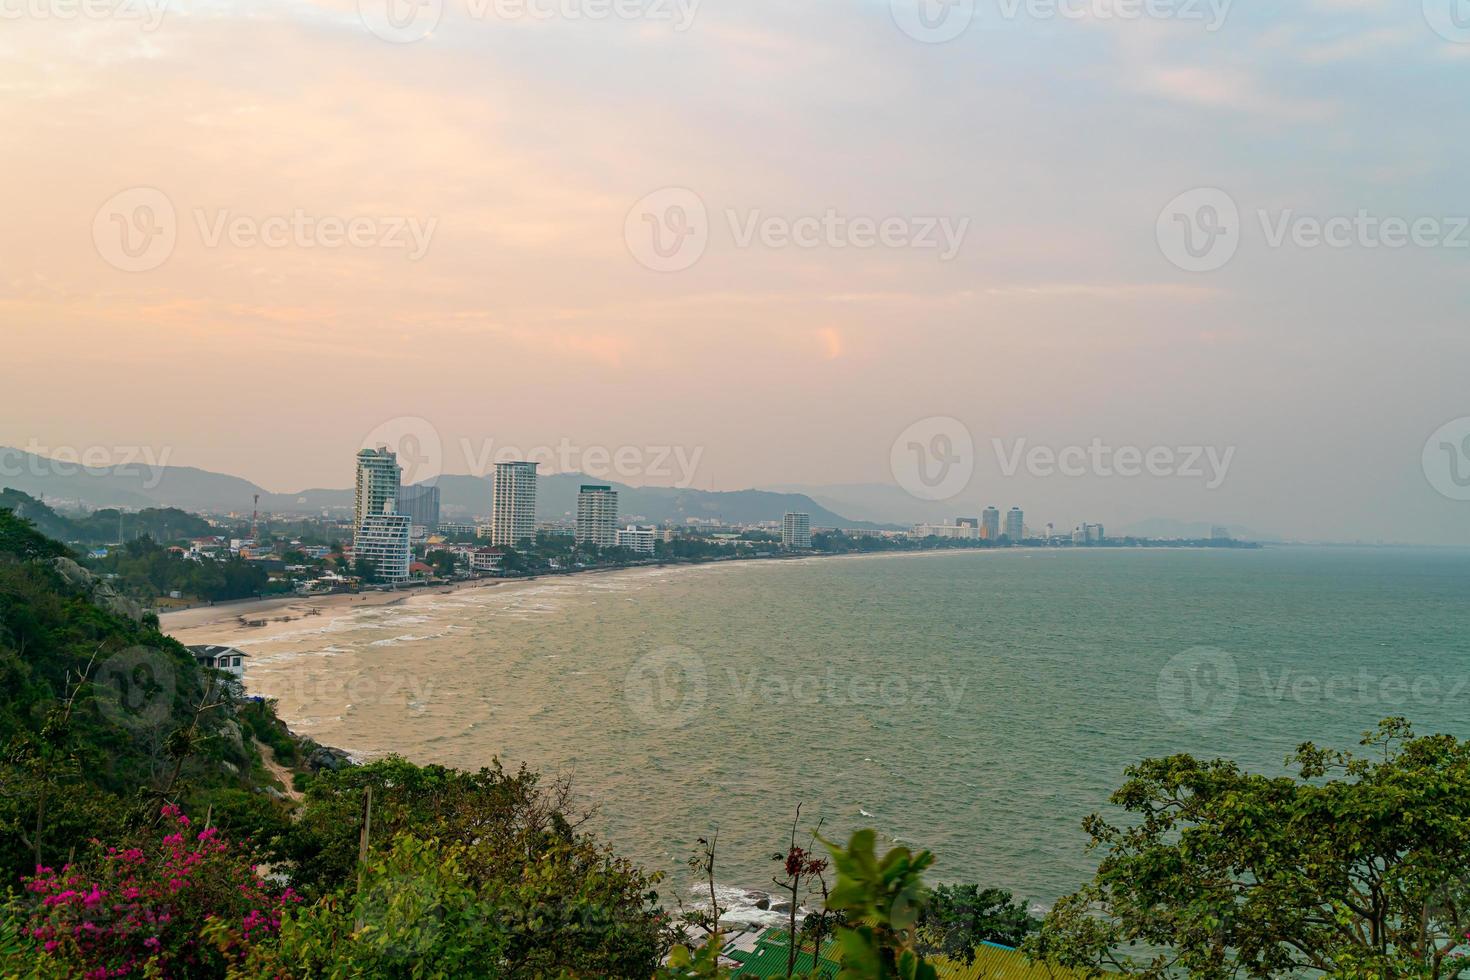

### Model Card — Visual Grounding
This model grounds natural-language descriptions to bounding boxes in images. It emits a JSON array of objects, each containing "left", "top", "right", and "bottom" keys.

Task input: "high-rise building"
[
  {"left": 615, "top": 525, "right": 656, "bottom": 554},
  {"left": 1004, "top": 507, "right": 1024, "bottom": 542},
  {"left": 355, "top": 447, "right": 401, "bottom": 530},
  {"left": 395, "top": 484, "right": 441, "bottom": 531},
  {"left": 981, "top": 506, "right": 1000, "bottom": 540},
  {"left": 782, "top": 512, "right": 812, "bottom": 549},
  {"left": 491, "top": 461, "right": 538, "bottom": 547},
  {"left": 354, "top": 512, "right": 412, "bottom": 581},
  {"left": 576, "top": 485, "right": 619, "bottom": 548}
]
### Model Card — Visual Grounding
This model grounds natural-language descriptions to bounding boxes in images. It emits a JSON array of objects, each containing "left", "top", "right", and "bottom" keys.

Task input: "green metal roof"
[{"left": 728, "top": 930, "right": 1094, "bottom": 980}]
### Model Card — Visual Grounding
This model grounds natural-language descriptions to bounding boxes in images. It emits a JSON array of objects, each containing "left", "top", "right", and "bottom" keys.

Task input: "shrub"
[{"left": 17, "top": 804, "right": 294, "bottom": 978}]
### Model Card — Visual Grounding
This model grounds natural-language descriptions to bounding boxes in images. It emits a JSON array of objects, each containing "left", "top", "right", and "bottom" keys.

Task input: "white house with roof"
[{"left": 187, "top": 644, "right": 248, "bottom": 681}]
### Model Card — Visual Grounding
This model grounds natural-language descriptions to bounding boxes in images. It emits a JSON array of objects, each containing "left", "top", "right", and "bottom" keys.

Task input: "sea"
[{"left": 222, "top": 546, "right": 1470, "bottom": 920}]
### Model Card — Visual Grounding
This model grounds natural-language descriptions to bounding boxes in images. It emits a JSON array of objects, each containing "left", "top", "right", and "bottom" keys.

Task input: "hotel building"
[
  {"left": 491, "top": 461, "right": 538, "bottom": 547},
  {"left": 576, "top": 485, "right": 619, "bottom": 548},
  {"left": 782, "top": 512, "right": 812, "bottom": 550}
]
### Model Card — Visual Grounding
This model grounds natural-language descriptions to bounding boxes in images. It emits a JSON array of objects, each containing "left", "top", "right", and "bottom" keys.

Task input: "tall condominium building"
[
  {"left": 576, "top": 485, "right": 619, "bottom": 548},
  {"left": 981, "top": 506, "right": 1000, "bottom": 540},
  {"left": 491, "top": 461, "right": 538, "bottom": 547},
  {"left": 615, "top": 524, "right": 657, "bottom": 555},
  {"left": 355, "top": 447, "right": 401, "bottom": 529},
  {"left": 395, "top": 483, "right": 441, "bottom": 531},
  {"left": 1004, "top": 507, "right": 1024, "bottom": 541},
  {"left": 354, "top": 512, "right": 412, "bottom": 582},
  {"left": 782, "top": 512, "right": 812, "bottom": 550}
]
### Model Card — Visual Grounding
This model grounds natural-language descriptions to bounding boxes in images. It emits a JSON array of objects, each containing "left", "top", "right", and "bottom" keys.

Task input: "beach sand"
[{"left": 161, "top": 577, "right": 521, "bottom": 647}]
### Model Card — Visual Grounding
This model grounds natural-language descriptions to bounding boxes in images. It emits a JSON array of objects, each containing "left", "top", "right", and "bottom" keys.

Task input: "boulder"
[{"left": 51, "top": 557, "right": 146, "bottom": 622}]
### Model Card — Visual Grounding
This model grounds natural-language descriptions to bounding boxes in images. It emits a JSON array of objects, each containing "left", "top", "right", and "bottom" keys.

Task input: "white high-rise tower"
[{"left": 492, "top": 461, "right": 538, "bottom": 547}]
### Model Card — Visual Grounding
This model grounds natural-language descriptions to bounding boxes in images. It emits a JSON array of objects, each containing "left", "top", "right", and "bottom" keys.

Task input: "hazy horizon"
[{"left": 4, "top": 0, "right": 1468, "bottom": 544}]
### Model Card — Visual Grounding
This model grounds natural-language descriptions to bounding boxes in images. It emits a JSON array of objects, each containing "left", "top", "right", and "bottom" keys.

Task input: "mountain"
[
  {"left": 0, "top": 448, "right": 264, "bottom": 512},
  {"left": 767, "top": 482, "right": 959, "bottom": 526},
  {"left": 1, "top": 448, "right": 871, "bottom": 528}
]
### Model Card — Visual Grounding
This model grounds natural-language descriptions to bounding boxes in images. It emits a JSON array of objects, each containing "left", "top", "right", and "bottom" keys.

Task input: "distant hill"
[
  {"left": 0, "top": 488, "right": 213, "bottom": 544},
  {"left": 1, "top": 448, "right": 871, "bottom": 529}
]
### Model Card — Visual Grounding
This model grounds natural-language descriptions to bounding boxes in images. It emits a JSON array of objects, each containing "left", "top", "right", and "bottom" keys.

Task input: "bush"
[{"left": 16, "top": 804, "right": 294, "bottom": 978}]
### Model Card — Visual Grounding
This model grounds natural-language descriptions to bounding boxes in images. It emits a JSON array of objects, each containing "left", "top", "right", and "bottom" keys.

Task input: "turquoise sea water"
[{"left": 229, "top": 546, "right": 1470, "bottom": 912}]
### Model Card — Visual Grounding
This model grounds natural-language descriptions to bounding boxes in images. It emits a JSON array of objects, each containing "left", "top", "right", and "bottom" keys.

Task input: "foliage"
[
  {"left": 1028, "top": 718, "right": 1470, "bottom": 980},
  {"left": 0, "top": 490, "right": 213, "bottom": 547},
  {"left": 915, "top": 884, "right": 1038, "bottom": 963},
  {"left": 15, "top": 804, "right": 293, "bottom": 978},
  {"left": 89, "top": 536, "right": 269, "bottom": 603},
  {"left": 285, "top": 758, "right": 669, "bottom": 975},
  {"left": 0, "top": 510, "right": 273, "bottom": 883},
  {"left": 819, "top": 829, "right": 939, "bottom": 980}
]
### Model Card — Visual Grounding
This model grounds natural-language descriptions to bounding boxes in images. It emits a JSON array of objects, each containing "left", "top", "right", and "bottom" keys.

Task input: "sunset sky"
[{"left": 3, "top": 0, "right": 1468, "bottom": 543}]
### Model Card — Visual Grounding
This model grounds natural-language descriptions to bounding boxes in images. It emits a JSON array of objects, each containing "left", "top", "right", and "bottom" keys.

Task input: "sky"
[{"left": 2, "top": 0, "right": 1468, "bottom": 543}]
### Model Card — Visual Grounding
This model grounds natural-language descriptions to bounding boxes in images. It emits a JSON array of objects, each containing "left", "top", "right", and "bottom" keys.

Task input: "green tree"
[
  {"left": 916, "top": 884, "right": 1038, "bottom": 963},
  {"left": 1028, "top": 718, "right": 1470, "bottom": 980}
]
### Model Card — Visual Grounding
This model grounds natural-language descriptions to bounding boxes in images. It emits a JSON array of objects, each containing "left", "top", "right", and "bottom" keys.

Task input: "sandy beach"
[{"left": 161, "top": 576, "right": 525, "bottom": 646}]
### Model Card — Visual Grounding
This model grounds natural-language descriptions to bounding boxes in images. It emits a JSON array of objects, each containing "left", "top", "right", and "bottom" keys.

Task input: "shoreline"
[{"left": 159, "top": 543, "right": 1239, "bottom": 648}]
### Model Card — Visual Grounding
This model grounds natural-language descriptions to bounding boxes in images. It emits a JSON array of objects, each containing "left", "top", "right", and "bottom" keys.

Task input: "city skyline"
[{"left": 3, "top": 1, "right": 1468, "bottom": 546}]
